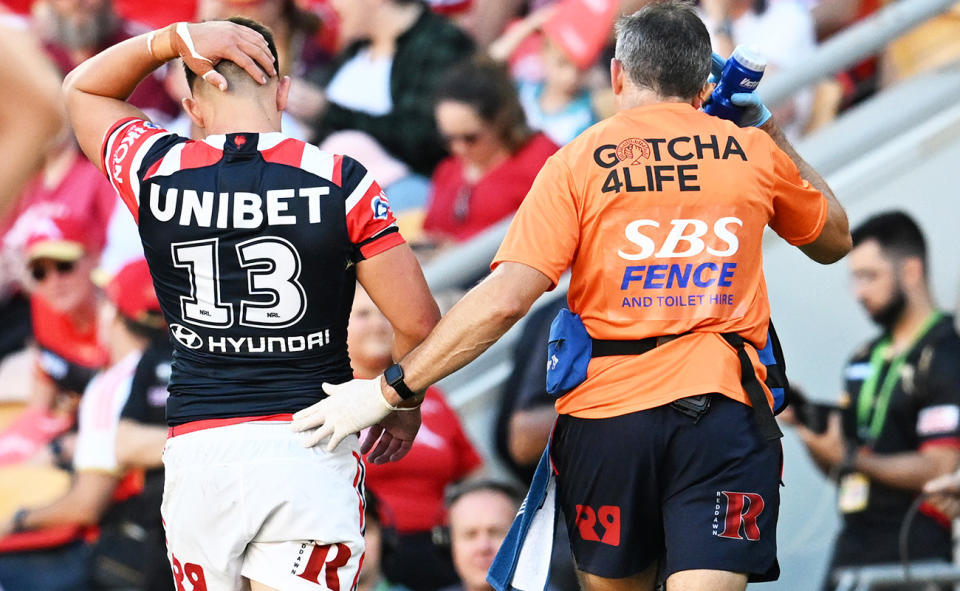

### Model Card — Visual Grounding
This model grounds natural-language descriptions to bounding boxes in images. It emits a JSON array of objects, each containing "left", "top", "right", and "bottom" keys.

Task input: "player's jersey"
[
  {"left": 493, "top": 103, "right": 827, "bottom": 418},
  {"left": 102, "top": 118, "right": 404, "bottom": 425}
]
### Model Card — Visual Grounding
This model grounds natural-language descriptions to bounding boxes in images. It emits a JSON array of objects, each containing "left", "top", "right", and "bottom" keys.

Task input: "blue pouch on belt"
[{"left": 545, "top": 309, "right": 592, "bottom": 397}]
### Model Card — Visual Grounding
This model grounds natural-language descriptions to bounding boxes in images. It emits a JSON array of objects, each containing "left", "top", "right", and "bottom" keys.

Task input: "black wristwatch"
[{"left": 384, "top": 363, "right": 417, "bottom": 400}]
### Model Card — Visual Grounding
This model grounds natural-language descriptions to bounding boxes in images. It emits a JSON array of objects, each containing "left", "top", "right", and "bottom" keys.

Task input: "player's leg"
[
  {"left": 239, "top": 424, "right": 365, "bottom": 590},
  {"left": 576, "top": 562, "right": 658, "bottom": 591},
  {"left": 552, "top": 412, "right": 665, "bottom": 591},
  {"left": 248, "top": 579, "right": 281, "bottom": 591},
  {"left": 660, "top": 394, "right": 782, "bottom": 590},
  {"left": 665, "top": 569, "right": 747, "bottom": 591},
  {"left": 162, "top": 429, "right": 250, "bottom": 590}
]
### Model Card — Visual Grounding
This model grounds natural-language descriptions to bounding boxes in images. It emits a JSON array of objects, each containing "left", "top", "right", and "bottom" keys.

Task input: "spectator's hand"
[
  {"left": 291, "top": 378, "right": 405, "bottom": 451},
  {"left": 796, "top": 411, "right": 846, "bottom": 467},
  {"left": 361, "top": 407, "right": 421, "bottom": 465},
  {"left": 285, "top": 77, "right": 327, "bottom": 122},
  {"left": 730, "top": 92, "right": 772, "bottom": 128},
  {"left": 167, "top": 22, "right": 277, "bottom": 91}
]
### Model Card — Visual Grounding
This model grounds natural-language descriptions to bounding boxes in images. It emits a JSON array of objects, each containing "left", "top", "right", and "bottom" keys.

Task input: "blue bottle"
[{"left": 703, "top": 45, "right": 766, "bottom": 123}]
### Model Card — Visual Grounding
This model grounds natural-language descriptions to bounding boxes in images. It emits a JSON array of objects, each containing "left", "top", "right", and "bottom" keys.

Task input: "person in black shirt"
[{"left": 788, "top": 211, "right": 960, "bottom": 590}]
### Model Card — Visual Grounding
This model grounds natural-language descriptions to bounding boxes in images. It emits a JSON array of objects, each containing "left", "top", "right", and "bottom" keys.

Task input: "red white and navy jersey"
[{"left": 102, "top": 118, "right": 404, "bottom": 425}]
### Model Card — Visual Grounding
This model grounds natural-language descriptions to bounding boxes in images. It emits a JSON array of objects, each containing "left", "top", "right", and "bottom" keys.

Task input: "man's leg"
[
  {"left": 666, "top": 569, "right": 747, "bottom": 591},
  {"left": 575, "top": 562, "right": 658, "bottom": 591}
]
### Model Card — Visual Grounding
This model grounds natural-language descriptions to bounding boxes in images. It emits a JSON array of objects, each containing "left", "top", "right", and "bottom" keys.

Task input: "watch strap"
[{"left": 384, "top": 363, "right": 416, "bottom": 400}]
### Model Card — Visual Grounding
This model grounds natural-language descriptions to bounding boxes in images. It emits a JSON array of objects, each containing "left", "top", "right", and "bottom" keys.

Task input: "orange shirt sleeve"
[
  {"left": 492, "top": 154, "right": 579, "bottom": 288},
  {"left": 767, "top": 143, "right": 828, "bottom": 246}
]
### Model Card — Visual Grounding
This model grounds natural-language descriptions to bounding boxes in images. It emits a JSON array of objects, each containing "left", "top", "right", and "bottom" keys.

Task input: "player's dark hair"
[
  {"left": 434, "top": 57, "right": 533, "bottom": 154},
  {"left": 851, "top": 210, "right": 927, "bottom": 271},
  {"left": 444, "top": 478, "right": 524, "bottom": 510},
  {"left": 184, "top": 17, "right": 279, "bottom": 91},
  {"left": 614, "top": 0, "right": 711, "bottom": 100}
]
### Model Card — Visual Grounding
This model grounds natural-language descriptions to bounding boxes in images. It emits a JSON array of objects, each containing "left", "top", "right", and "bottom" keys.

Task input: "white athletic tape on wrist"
[
  {"left": 145, "top": 30, "right": 156, "bottom": 58},
  {"left": 175, "top": 22, "right": 212, "bottom": 63}
]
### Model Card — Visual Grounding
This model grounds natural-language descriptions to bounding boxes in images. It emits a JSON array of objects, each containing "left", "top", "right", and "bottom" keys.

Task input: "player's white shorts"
[{"left": 161, "top": 419, "right": 365, "bottom": 591}]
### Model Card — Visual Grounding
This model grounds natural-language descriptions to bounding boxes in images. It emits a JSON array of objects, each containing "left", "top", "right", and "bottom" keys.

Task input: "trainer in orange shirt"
[{"left": 293, "top": 3, "right": 851, "bottom": 591}]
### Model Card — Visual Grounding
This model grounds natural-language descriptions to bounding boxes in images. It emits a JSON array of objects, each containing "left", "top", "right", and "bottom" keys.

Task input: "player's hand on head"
[
  {"left": 291, "top": 378, "right": 400, "bottom": 451},
  {"left": 362, "top": 408, "right": 421, "bottom": 465},
  {"left": 173, "top": 21, "right": 277, "bottom": 91}
]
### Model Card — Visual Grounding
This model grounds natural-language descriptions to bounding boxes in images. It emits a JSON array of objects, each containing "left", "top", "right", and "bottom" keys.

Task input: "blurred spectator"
[
  {"left": 488, "top": 4, "right": 606, "bottom": 147},
  {"left": 440, "top": 480, "right": 522, "bottom": 591},
  {"left": 196, "top": 0, "right": 334, "bottom": 133},
  {"left": 313, "top": 0, "right": 474, "bottom": 177},
  {"left": 1, "top": 135, "right": 118, "bottom": 290},
  {"left": 806, "top": 0, "right": 882, "bottom": 133},
  {"left": 0, "top": 258, "right": 166, "bottom": 591},
  {"left": 112, "top": 338, "right": 173, "bottom": 591},
  {"left": 700, "top": 0, "right": 817, "bottom": 140},
  {"left": 494, "top": 297, "right": 565, "bottom": 482},
  {"left": 23, "top": 215, "right": 107, "bottom": 413},
  {"left": 786, "top": 211, "right": 960, "bottom": 590},
  {"left": 880, "top": 1, "right": 960, "bottom": 86},
  {"left": 0, "top": 134, "right": 117, "bottom": 368},
  {"left": 360, "top": 490, "right": 412, "bottom": 591},
  {"left": 422, "top": 59, "right": 558, "bottom": 245},
  {"left": 350, "top": 286, "right": 483, "bottom": 591},
  {"left": 492, "top": 295, "right": 578, "bottom": 591},
  {"left": 0, "top": 18, "right": 63, "bottom": 217},
  {"left": 33, "top": 0, "right": 180, "bottom": 122}
]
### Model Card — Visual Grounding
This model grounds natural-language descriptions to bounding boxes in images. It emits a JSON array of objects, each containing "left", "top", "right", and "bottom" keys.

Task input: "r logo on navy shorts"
[{"left": 552, "top": 394, "right": 781, "bottom": 583}]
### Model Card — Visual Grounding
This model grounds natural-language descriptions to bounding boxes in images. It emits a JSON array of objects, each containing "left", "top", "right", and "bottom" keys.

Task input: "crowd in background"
[{"left": 0, "top": 0, "right": 958, "bottom": 589}]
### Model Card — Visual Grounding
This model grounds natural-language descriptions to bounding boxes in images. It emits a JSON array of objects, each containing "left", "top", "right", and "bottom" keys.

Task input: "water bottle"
[{"left": 703, "top": 45, "right": 766, "bottom": 123}]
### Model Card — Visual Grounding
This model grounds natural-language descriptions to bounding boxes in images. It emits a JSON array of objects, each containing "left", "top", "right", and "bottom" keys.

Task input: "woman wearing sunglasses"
[{"left": 421, "top": 59, "right": 558, "bottom": 247}]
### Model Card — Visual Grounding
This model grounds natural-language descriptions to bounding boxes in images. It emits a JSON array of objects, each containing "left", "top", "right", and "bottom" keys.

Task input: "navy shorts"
[{"left": 552, "top": 394, "right": 781, "bottom": 583}]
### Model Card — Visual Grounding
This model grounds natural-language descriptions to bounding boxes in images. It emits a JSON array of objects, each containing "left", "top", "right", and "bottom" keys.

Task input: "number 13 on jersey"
[{"left": 172, "top": 237, "right": 307, "bottom": 329}]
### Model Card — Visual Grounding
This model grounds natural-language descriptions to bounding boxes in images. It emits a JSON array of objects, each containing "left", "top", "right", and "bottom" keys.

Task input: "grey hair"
[{"left": 614, "top": 0, "right": 712, "bottom": 100}]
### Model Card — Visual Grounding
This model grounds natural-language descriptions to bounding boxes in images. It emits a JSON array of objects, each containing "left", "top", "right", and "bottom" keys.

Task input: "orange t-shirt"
[{"left": 492, "top": 103, "right": 827, "bottom": 419}]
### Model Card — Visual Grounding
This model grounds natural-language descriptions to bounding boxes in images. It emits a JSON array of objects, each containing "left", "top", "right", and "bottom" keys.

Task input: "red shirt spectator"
[
  {"left": 423, "top": 132, "right": 557, "bottom": 242},
  {"left": 365, "top": 388, "right": 482, "bottom": 534}
]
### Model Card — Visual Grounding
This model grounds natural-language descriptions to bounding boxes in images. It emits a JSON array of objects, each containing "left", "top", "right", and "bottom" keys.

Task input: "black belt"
[
  {"left": 591, "top": 333, "right": 686, "bottom": 357},
  {"left": 590, "top": 332, "right": 782, "bottom": 441}
]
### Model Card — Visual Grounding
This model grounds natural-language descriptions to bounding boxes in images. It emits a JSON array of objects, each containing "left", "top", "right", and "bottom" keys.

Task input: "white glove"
[{"left": 291, "top": 378, "right": 412, "bottom": 451}]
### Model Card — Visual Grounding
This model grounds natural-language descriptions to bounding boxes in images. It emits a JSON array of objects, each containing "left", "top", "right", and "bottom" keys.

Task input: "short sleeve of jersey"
[
  {"left": 101, "top": 117, "right": 186, "bottom": 225},
  {"left": 492, "top": 154, "right": 579, "bottom": 288},
  {"left": 767, "top": 143, "right": 828, "bottom": 246},
  {"left": 339, "top": 155, "right": 404, "bottom": 261},
  {"left": 916, "top": 335, "right": 960, "bottom": 447},
  {"left": 73, "top": 370, "right": 136, "bottom": 473}
]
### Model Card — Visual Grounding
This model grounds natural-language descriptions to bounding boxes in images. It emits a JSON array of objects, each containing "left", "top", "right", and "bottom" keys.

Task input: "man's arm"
[
  {"left": 798, "top": 413, "right": 960, "bottom": 491},
  {"left": 0, "top": 24, "right": 63, "bottom": 216},
  {"left": 115, "top": 419, "right": 167, "bottom": 469},
  {"left": 761, "top": 119, "right": 851, "bottom": 264},
  {"left": 63, "top": 21, "right": 276, "bottom": 170},
  {"left": 388, "top": 262, "right": 552, "bottom": 398},
  {"left": 1, "top": 471, "right": 119, "bottom": 536},
  {"left": 292, "top": 262, "right": 552, "bottom": 456},
  {"left": 355, "top": 243, "right": 441, "bottom": 362},
  {"left": 852, "top": 446, "right": 960, "bottom": 492}
]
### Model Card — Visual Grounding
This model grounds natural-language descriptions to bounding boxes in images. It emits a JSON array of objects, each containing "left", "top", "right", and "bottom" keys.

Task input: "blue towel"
[{"left": 487, "top": 441, "right": 557, "bottom": 591}]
